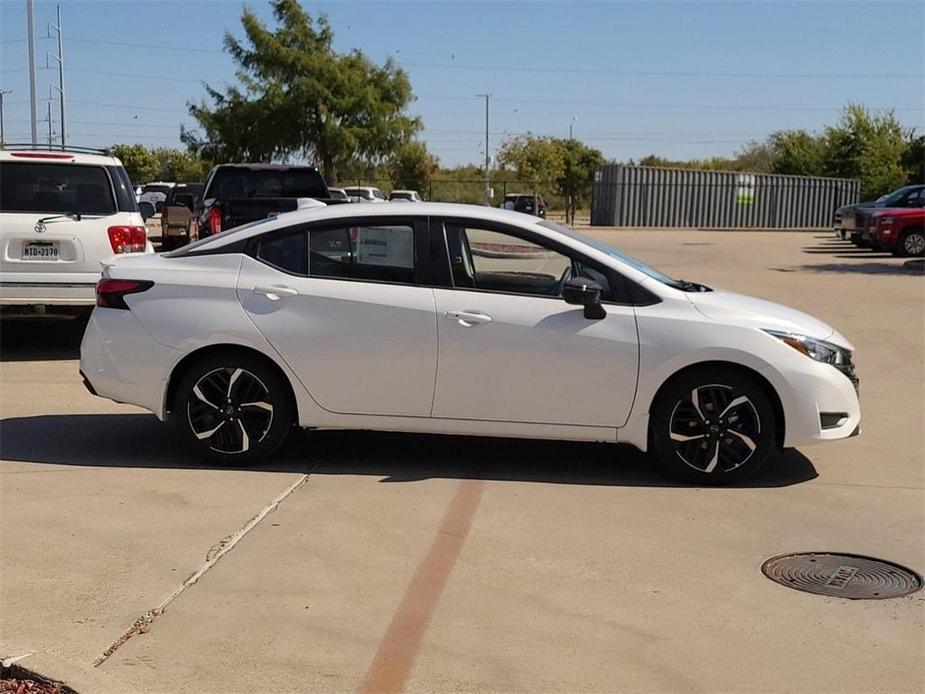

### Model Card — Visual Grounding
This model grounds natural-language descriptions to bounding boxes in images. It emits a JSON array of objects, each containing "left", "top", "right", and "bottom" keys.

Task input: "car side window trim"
[
  {"left": 432, "top": 216, "right": 638, "bottom": 305},
  {"left": 246, "top": 216, "right": 451, "bottom": 289}
]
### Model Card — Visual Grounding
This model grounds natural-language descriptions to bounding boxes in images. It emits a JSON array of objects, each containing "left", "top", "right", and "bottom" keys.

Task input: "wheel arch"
[
  {"left": 164, "top": 344, "right": 299, "bottom": 423},
  {"left": 649, "top": 360, "right": 786, "bottom": 447}
]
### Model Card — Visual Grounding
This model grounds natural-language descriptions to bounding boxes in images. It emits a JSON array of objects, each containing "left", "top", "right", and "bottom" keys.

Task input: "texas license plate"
[{"left": 22, "top": 242, "right": 59, "bottom": 260}]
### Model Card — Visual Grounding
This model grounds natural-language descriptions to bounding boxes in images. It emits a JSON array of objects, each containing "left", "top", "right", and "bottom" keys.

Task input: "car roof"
[
  {"left": 187, "top": 202, "right": 545, "bottom": 251},
  {"left": 0, "top": 148, "right": 123, "bottom": 167}
]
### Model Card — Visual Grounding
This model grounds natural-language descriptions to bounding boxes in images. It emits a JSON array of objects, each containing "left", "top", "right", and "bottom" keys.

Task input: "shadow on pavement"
[
  {"left": 0, "top": 316, "right": 88, "bottom": 362},
  {"left": 0, "top": 413, "right": 818, "bottom": 489},
  {"left": 791, "top": 262, "right": 923, "bottom": 276}
]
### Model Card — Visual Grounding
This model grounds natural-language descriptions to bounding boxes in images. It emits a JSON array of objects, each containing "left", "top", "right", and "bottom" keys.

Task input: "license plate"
[{"left": 22, "top": 242, "right": 59, "bottom": 260}]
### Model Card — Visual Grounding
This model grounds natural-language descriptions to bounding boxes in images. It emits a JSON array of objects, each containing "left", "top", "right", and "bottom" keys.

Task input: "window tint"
[
  {"left": 107, "top": 166, "right": 139, "bottom": 212},
  {"left": 257, "top": 230, "right": 308, "bottom": 275},
  {"left": 0, "top": 162, "right": 116, "bottom": 214},
  {"left": 309, "top": 224, "right": 415, "bottom": 284},
  {"left": 207, "top": 167, "right": 328, "bottom": 199}
]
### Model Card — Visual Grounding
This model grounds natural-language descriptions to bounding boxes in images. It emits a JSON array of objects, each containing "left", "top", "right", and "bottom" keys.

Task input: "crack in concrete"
[{"left": 93, "top": 471, "right": 313, "bottom": 667}]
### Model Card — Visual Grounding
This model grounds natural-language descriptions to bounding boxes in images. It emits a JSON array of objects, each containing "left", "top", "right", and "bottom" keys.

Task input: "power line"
[
  {"left": 418, "top": 94, "right": 925, "bottom": 113},
  {"left": 401, "top": 61, "right": 924, "bottom": 80}
]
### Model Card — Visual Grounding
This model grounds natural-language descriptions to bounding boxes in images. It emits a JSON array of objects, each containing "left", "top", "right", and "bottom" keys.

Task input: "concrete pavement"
[{"left": 1, "top": 230, "right": 922, "bottom": 693}]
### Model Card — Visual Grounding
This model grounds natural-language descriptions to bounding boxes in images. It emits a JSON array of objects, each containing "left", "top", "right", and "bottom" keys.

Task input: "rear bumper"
[
  {"left": 0, "top": 281, "right": 96, "bottom": 305},
  {"left": 80, "top": 308, "right": 178, "bottom": 418}
]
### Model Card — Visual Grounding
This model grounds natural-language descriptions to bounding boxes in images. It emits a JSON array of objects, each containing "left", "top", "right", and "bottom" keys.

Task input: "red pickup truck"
[{"left": 870, "top": 208, "right": 925, "bottom": 256}]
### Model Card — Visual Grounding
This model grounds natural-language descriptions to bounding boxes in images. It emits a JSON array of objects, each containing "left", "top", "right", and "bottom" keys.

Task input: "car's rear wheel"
[
  {"left": 899, "top": 228, "right": 925, "bottom": 257},
  {"left": 174, "top": 354, "right": 293, "bottom": 465},
  {"left": 650, "top": 367, "right": 776, "bottom": 484}
]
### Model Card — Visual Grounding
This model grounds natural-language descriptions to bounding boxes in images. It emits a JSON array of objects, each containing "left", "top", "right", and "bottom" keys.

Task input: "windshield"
[
  {"left": 880, "top": 186, "right": 918, "bottom": 206},
  {"left": 539, "top": 220, "right": 683, "bottom": 287}
]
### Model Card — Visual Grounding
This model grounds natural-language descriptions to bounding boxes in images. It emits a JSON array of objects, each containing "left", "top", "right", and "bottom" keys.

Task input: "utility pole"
[
  {"left": 46, "top": 98, "right": 53, "bottom": 147},
  {"left": 476, "top": 93, "right": 491, "bottom": 205},
  {"left": 568, "top": 116, "right": 578, "bottom": 223},
  {"left": 569, "top": 115, "right": 578, "bottom": 140},
  {"left": 48, "top": 4, "right": 66, "bottom": 146},
  {"left": 0, "top": 90, "right": 11, "bottom": 143},
  {"left": 27, "top": 0, "right": 38, "bottom": 144}
]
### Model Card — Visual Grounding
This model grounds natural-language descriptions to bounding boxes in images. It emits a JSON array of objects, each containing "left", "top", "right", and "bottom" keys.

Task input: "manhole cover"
[{"left": 762, "top": 553, "right": 922, "bottom": 600}]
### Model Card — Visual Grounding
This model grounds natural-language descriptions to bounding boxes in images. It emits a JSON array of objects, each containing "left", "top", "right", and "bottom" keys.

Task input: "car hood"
[{"left": 687, "top": 289, "right": 846, "bottom": 345}]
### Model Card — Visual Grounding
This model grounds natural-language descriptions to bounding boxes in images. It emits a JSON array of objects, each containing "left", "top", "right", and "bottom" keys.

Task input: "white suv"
[{"left": 0, "top": 145, "right": 151, "bottom": 316}]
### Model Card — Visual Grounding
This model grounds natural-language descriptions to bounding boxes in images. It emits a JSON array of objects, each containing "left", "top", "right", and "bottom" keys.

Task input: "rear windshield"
[
  {"left": 142, "top": 184, "right": 173, "bottom": 195},
  {"left": 207, "top": 168, "right": 328, "bottom": 199},
  {"left": 0, "top": 162, "right": 116, "bottom": 215}
]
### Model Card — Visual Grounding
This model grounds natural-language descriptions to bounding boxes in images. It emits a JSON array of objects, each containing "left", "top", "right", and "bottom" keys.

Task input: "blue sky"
[{"left": 1, "top": 1, "right": 923, "bottom": 167}]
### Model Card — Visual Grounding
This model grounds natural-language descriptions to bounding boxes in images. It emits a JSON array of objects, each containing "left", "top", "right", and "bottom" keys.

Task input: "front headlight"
[{"left": 764, "top": 330, "right": 850, "bottom": 366}]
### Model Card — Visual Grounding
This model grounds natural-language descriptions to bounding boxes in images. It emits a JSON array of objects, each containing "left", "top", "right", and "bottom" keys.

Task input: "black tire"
[
  {"left": 898, "top": 228, "right": 925, "bottom": 257},
  {"left": 160, "top": 236, "right": 175, "bottom": 252},
  {"left": 650, "top": 367, "right": 777, "bottom": 485},
  {"left": 173, "top": 353, "right": 293, "bottom": 466}
]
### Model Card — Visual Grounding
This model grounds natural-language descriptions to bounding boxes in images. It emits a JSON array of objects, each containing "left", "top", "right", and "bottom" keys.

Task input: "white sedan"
[{"left": 80, "top": 203, "right": 860, "bottom": 483}]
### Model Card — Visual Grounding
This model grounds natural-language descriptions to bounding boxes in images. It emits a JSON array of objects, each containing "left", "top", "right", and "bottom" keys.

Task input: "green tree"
[
  {"left": 823, "top": 103, "right": 908, "bottom": 199},
  {"left": 901, "top": 134, "right": 924, "bottom": 184},
  {"left": 389, "top": 141, "right": 438, "bottom": 194},
  {"left": 183, "top": 0, "right": 420, "bottom": 184},
  {"left": 498, "top": 135, "right": 566, "bottom": 202},
  {"left": 768, "top": 130, "right": 826, "bottom": 176},
  {"left": 112, "top": 144, "right": 159, "bottom": 185},
  {"left": 550, "top": 138, "right": 603, "bottom": 223},
  {"left": 153, "top": 148, "right": 211, "bottom": 182}
]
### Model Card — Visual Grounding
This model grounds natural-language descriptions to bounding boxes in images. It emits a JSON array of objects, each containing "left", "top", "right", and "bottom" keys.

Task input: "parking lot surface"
[{"left": 1, "top": 230, "right": 923, "bottom": 693}]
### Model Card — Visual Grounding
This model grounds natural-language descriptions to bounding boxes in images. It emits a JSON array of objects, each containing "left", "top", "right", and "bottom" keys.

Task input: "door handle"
[
  {"left": 445, "top": 310, "right": 492, "bottom": 327},
  {"left": 253, "top": 285, "right": 298, "bottom": 300}
]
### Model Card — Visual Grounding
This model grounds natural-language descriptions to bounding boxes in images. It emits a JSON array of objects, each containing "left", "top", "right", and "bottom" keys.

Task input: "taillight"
[
  {"left": 209, "top": 205, "right": 222, "bottom": 235},
  {"left": 96, "top": 279, "right": 154, "bottom": 310},
  {"left": 108, "top": 225, "right": 147, "bottom": 254}
]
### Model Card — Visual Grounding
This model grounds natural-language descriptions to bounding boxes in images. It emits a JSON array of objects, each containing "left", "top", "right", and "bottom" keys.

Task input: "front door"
[
  {"left": 431, "top": 221, "right": 639, "bottom": 428},
  {"left": 237, "top": 218, "right": 438, "bottom": 417}
]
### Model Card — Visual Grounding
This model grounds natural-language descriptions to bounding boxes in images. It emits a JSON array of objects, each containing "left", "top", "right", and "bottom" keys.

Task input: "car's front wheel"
[
  {"left": 899, "top": 228, "right": 925, "bottom": 257},
  {"left": 650, "top": 367, "right": 777, "bottom": 484},
  {"left": 173, "top": 353, "right": 293, "bottom": 465}
]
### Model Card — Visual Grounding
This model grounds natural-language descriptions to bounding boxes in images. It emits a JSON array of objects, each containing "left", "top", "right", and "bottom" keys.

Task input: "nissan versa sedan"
[{"left": 80, "top": 203, "right": 860, "bottom": 483}]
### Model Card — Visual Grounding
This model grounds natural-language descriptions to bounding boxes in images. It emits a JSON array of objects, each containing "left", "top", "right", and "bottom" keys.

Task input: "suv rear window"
[
  {"left": 207, "top": 168, "right": 328, "bottom": 199},
  {"left": 0, "top": 162, "right": 116, "bottom": 214}
]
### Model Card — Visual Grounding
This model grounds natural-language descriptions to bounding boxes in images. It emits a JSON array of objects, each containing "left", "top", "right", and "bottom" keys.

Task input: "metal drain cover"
[{"left": 762, "top": 552, "right": 922, "bottom": 600}]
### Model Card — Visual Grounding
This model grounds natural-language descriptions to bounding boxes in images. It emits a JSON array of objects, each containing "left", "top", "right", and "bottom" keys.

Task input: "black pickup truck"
[{"left": 193, "top": 164, "right": 343, "bottom": 239}]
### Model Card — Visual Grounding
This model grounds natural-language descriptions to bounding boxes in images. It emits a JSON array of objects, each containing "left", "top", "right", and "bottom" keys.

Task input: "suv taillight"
[
  {"left": 96, "top": 279, "right": 154, "bottom": 309},
  {"left": 107, "top": 225, "right": 147, "bottom": 253},
  {"left": 209, "top": 205, "right": 222, "bottom": 235}
]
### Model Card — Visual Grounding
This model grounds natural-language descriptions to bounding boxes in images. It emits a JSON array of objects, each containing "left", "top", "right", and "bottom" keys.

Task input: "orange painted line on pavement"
[{"left": 359, "top": 479, "right": 485, "bottom": 694}]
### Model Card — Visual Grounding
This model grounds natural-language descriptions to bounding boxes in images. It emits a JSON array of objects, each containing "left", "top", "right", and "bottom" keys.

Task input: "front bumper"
[{"left": 765, "top": 356, "right": 861, "bottom": 448}]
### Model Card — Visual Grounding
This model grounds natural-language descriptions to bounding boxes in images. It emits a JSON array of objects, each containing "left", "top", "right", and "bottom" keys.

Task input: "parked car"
[
  {"left": 870, "top": 208, "right": 925, "bottom": 256},
  {"left": 138, "top": 182, "right": 176, "bottom": 213},
  {"left": 159, "top": 183, "right": 204, "bottom": 251},
  {"left": 838, "top": 184, "right": 925, "bottom": 244},
  {"left": 0, "top": 144, "right": 150, "bottom": 317},
  {"left": 328, "top": 187, "right": 349, "bottom": 201},
  {"left": 80, "top": 202, "right": 860, "bottom": 484},
  {"left": 343, "top": 186, "right": 387, "bottom": 203},
  {"left": 501, "top": 193, "right": 547, "bottom": 218},
  {"left": 193, "top": 164, "right": 343, "bottom": 239},
  {"left": 389, "top": 189, "right": 423, "bottom": 202}
]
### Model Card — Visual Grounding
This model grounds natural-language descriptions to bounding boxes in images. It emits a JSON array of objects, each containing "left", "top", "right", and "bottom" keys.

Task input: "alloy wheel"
[
  {"left": 668, "top": 384, "right": 761, "bottom": 474},
  {"left": 904, "top": 232, "right": 925, "bottom": 256},
  {"left": 187, "top": 367, "right": 274, "bottom": 454}
]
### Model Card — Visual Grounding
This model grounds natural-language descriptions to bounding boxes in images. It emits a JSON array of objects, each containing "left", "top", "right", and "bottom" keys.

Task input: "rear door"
[
  {"left": 0, "top": 160, "right": 124, "bottom": 280},
  {"left": 237, "top": 216, "right": 440, "bottom": 416}
]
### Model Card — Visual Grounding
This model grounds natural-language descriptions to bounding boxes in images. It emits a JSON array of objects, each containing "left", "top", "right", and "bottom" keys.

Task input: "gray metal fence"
[{"left": 591, "top": 164, "right": 859, "bottom": 228}]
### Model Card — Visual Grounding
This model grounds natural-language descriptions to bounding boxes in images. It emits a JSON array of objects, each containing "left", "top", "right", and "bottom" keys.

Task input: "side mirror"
[
  {"left": 138, "top": 201, "right": 155, "bottom": 221},
  {"left": 563, "top": 277, "right": 606, "bottom": 319}
]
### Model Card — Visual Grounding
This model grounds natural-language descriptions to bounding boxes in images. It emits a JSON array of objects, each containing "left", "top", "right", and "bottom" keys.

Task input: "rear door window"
[{"left": 0, "top": 162, "right": 116, "bottom": 214}]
